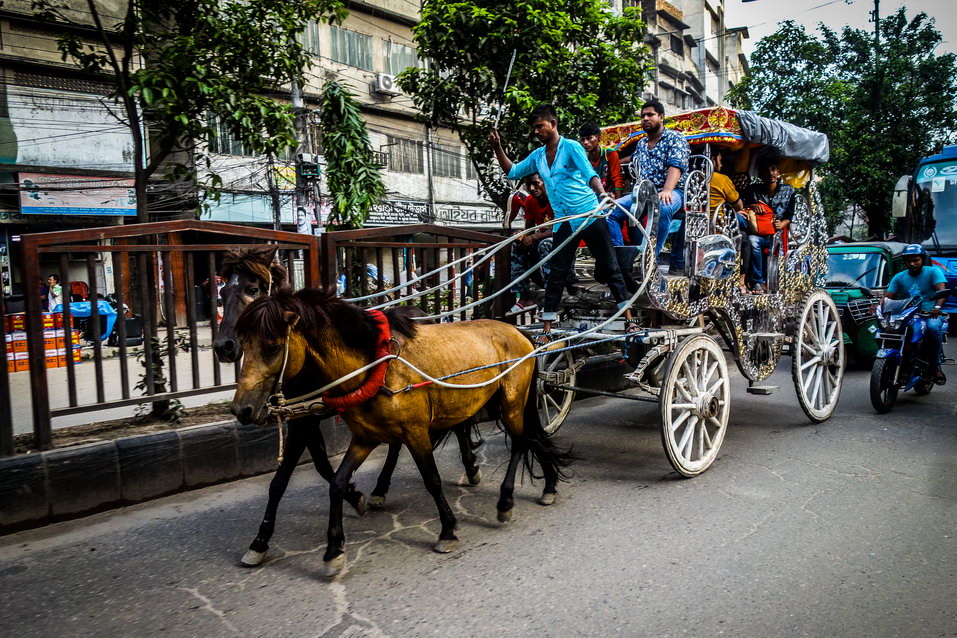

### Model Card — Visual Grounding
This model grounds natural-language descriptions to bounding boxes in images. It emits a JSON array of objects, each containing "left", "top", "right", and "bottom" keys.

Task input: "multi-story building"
[
  {"left": 202, "top": 0, "right": 497, "bottom": 233},
  {"left": 634, "top": 0, "right": 749, "bottom": 112},
  {"left": 0, "top": 0, "right": 134, "bottom": 299}
]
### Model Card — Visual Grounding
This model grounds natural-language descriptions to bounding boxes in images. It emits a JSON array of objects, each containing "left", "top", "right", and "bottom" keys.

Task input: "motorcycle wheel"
[{"left": 870, "top": 358, "right": 899, "bottom": 413}]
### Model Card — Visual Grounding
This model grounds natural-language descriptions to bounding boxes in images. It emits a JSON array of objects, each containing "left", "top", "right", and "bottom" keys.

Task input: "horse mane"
[
  {"left": 221, "top": 246, "right": 288, "bottom": 289},
  {"left": 235, "top": 287, "right": 417, "bottom": 357}
]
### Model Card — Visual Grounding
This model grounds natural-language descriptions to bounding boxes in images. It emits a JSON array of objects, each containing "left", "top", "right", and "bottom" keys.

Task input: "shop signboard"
[{"left": 19, "top": 173, "right": 136, "bottom": 216}]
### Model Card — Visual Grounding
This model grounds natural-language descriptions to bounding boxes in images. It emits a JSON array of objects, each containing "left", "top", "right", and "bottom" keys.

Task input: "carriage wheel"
[
  {"left": 791, "top": 290, "right": 845, "bottom": 422},
  {"left": 659, "top": 334, "right": 731, "bottom": 477},
  {"left": 537, "top": 348, "right": 577, "bottom": 434}
]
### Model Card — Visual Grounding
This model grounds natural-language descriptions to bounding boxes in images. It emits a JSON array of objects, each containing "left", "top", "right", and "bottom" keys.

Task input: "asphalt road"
[{"left": 1, "top": 365, "right": 955, "bottom": 637}]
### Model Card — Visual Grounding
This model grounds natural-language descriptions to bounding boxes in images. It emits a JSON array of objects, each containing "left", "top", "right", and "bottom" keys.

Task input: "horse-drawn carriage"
[
  {"left": 528, "top": 106, "right": 843, "bottom": 476},
  {"left": 222, "top": 106, "right": 843, "bottom": 575}
]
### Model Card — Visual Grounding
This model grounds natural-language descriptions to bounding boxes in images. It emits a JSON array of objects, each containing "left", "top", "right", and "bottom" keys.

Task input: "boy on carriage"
[
  {"left": 489, "top": 104, "right": 638, "bottom": 341},
  {"left": 747, "top": 156, "right": 796, "bottom": 293},
  {"left": 509, "top": 173, "right": 555, "bottom": 313}
]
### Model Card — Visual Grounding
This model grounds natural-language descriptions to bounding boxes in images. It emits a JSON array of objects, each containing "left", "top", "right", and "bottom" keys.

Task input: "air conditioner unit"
[
  {"left": 641, "top": 92, "right": 656, "bottom": 102},
  {"left": 373, "top": 73, "right": 401, "bottom": 96}
]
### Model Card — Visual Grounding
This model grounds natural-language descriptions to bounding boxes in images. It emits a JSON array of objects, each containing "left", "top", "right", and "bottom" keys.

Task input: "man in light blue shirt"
[
  {"left": 884, "top": 244, "right": 948, "bottom": 384},
  {"left": 490, "top": 104, "right": 636, "bottom": 341}
]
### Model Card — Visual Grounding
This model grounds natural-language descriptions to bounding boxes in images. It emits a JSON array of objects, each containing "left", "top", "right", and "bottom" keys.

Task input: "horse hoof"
[
  {"left": 433, "top": 538, "right": 459, "bottom": 554},
  {"left": 467, "top": 468, "right": 482, "bottom": 486},
  {"left": 240, "top": 549, "right": 267, "bottom": 567},
  {"left": 368, "top": 495, "right": 386, "bottom": 510},
  {"left": 539, "top": 492, "right": 557, "bottom": 506},
  {"left": 497, "top": 508, "right": 513, "bottom": 524},
  {"left": 323, "top": 554, "right": 346, "bottom": 579},
  {"left": 351, "top": 494, "right": 368, "bottom": 517}
]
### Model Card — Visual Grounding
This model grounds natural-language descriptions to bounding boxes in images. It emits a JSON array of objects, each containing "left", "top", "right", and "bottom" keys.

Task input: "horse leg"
[
  {"left": 454, "top": 420, "right": 482, "bottom": 486},
  {"left": 405, "top": 431, "right": 459, "bottom": 554},
  {"left": 303, "top": 417, "right": 367, "bottom": 516},
  {"left": 324, "top": 438, "right": 375, "bottom": 578},
  {"left": 369, "top": 443, "right": 402, "bottom": 510},
  {"left": 496, "top": 436, "right": 526, "bottom": 523},
  {"left": 241, "top": 421, "right": 310, "bottom": 567}
]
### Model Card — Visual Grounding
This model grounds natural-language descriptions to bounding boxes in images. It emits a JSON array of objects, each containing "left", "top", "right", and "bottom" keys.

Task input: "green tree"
[
  {"left": 319, "top": 81, "right": 386, "bottom": 230},
  {"left": 728, "top": 10, "right": 957, "bottom": 237},
  {"left": 399, "top": 0, "right": 653, "bottom": 209},
  {"left": 33, "top": 0, "right": 347, "bottom": 222}
]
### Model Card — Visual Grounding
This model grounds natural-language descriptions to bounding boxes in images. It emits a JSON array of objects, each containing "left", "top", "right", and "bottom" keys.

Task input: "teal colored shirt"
[
  {"left": 508, "top": 137, "right": 599, "bottom": 230},
  {"left": 887, "top": 265, "right": 946, "bottom": 310}
]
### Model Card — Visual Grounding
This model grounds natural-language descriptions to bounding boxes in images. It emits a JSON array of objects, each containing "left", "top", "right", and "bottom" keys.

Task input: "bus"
[{"left": 893, "top": 143, "right": 957, "bottom": 317}]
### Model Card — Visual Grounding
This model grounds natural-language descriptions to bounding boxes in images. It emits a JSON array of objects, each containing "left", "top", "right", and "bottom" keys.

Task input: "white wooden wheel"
[
  {"left": 792, "top": 289, "right": 845, "bottom": 422},
  {"left": 660, "top": 334, "right": 731, "bottom": 477},
  {"left": 537, "top": 348, "right": 577, "bottom": 434}
]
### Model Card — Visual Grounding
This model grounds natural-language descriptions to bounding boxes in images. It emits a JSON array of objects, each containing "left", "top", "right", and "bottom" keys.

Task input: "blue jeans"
[
  {"left": 925, "top": 316, "right": 946, "bottom": 369},
  {"left": 614, "top": 189, "right": 684, "bottom": 262},
  {"left": 510, "top": 237, "right": 552, "bottom": 295},
  {"left": 749, "top": 234, "right": 774, "bottom": 285}
]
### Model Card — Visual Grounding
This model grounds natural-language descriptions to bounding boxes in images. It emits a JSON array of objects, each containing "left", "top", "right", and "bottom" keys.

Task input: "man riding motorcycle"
[{"left": 882, "top": 244, "right": 948, "bottom": 384}]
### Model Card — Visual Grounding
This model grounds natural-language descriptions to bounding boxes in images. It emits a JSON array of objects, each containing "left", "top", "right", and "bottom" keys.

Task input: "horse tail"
[{"left": 520, "top": 359, "right": 573, "bottom": 481}]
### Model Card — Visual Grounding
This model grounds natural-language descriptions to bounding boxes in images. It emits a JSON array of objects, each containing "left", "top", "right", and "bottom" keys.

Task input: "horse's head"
[
  {"left": 230, "top": 292, "right": 311, "bottom": 425},
  {"left": 214, "top": 246, "right": 287, "bottom": 363}
]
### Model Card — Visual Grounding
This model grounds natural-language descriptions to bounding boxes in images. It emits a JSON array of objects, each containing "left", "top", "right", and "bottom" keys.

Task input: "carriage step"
[
  {"left": 746, "top": 385, "right": 779, "bottom": 395},
  {"left": 748, "top": 332, "right": 785, "bottom": 340}
]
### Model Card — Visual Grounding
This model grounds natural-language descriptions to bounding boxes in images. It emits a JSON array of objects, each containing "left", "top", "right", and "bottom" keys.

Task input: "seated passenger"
[
  {"left": 708, "top": 148, "right": 748, "bottom": 293},
  {"left": 747, "top": 156, "right": 796, "bottom": 293},
  {"left": 509, "top": 173, "right": 555, "bottom": 312}
]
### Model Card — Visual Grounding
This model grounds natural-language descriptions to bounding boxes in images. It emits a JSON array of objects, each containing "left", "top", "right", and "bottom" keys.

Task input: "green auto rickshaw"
[{"left": 824, "top": 241, "right": 907, "bottom": 364}]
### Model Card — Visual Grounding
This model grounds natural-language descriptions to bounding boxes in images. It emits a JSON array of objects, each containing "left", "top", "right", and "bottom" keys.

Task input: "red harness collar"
[{"left": 322, "top": 309, "right": 392, "bottom": 412}]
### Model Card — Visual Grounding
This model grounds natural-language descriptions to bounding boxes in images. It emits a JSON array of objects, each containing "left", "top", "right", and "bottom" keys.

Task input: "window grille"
[
  {"left": 387, "top": 136, "right": 423, "bottom": 174},
  {"left": 432, "top": 143, "right": 462, "bottom": 178},
  {"left": 331, "top": 25, "right": 373, "bottom": 70},
  {"left": 385, "top": 41, "right": 419, "bottom": 75},
  {"left": 300, "top": 21, "right": 321, "bottom": 57},
  {"left": 208, "top": 113, "right": 255, "bottom": 157}
]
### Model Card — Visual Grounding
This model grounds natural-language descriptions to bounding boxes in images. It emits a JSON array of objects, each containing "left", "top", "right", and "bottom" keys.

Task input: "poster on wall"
[
  {"left": 19, "top": 173, "right": 137, "bottom": 216},
  {"left": 0, "top": 229, "right": 11, "bottom": 296}
]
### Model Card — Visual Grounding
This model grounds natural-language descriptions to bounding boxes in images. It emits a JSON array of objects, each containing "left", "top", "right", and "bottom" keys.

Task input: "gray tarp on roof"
[{"left": 737, "top": 110, "right": 830, "bottom": 165}]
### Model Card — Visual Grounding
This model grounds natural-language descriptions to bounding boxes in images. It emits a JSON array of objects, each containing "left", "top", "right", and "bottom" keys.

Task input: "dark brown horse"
[
  {"left": 231, "top": 288, "right": 569, "bottom": 577},
  {"left": 214, "top": 247, "right": 481, "bottom": 567}
]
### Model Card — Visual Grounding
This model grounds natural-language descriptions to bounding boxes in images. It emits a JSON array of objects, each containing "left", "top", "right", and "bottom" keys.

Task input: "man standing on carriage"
[{"left": 490, "top": 104, "right": 638, "bottom": 342}]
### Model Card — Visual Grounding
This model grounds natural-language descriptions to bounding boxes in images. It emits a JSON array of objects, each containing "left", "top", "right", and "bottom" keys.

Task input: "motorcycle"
[{"left": 870, "top": 288, "right": 952, "bottom": 413}]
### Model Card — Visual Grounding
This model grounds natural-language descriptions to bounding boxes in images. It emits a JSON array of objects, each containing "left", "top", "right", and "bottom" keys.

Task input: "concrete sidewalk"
[{"left": 8, "top": 324, "right": 237, "bottom": 436}]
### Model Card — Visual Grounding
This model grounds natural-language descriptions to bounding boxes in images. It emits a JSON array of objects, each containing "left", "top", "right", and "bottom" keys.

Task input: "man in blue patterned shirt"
[
  {"left": 616, "top": 99, "right": 690, "bottom": 273},
  {"left": 490, "top": 104, "right": 637, "bottom": 340}
]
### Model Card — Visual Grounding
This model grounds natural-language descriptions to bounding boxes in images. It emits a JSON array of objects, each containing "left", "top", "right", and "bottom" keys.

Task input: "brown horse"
[
  {"left": 231, "top": 288, "right": 569, "bottom": 577},
  {"left": 213, "top": 247, "right": 481, "bottom": 567}
]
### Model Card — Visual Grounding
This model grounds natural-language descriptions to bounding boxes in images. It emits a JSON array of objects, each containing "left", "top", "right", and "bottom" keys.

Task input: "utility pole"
[{"left": 266, "top": 153, "right": 282, "bottom": 231}]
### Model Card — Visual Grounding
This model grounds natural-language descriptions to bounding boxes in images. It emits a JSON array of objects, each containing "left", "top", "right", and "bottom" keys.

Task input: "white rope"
[{"left": 275, "top": 190, "right": 661, "bottom": 409}]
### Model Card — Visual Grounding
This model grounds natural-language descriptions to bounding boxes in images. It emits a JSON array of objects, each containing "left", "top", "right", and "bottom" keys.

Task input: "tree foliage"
[
  {"left": 33, "top": 0, "right": 347, "bottom": 221},
  {"left": 728, "top": 9, "right": 957, "bottom": 237},
  {"left": 319, "top": 81, "right": 386, "bottom": 230},
  {"left": 399, "top": 0, "right": 653, "bottom": 209}
]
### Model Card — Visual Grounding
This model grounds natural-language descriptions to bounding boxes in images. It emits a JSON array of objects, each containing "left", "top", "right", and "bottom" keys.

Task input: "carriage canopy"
[{"left": 601, "top": 106, "right": 830, "bottom": 166}]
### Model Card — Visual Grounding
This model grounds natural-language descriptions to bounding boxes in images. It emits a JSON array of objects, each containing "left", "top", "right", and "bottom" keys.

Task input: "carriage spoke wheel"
[
  {"left": 537, "top": 348, "right": 577, "bottom": 434},
  {"left": 660, "top": 334, "right": 730, "bottom": 477},
  {"left": 792, "top": 290, "right": 845, "bottom": 422}
]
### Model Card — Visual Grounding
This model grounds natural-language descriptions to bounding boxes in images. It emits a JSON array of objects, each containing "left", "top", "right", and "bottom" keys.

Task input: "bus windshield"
[{"left": 915, "top": 159, "right": 957, "bottom": 248}]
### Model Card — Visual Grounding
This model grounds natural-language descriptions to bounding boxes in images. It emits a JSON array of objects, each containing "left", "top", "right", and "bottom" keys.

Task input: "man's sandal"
[
  {"left": 934, "top": 369, "right": 947, "bottom": 386},
  {"left": 532, "top": 332, "right": 553, "bottom": 347},
  {"left": 625, "top": 318, "right": 642, "bottom": 334}
]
